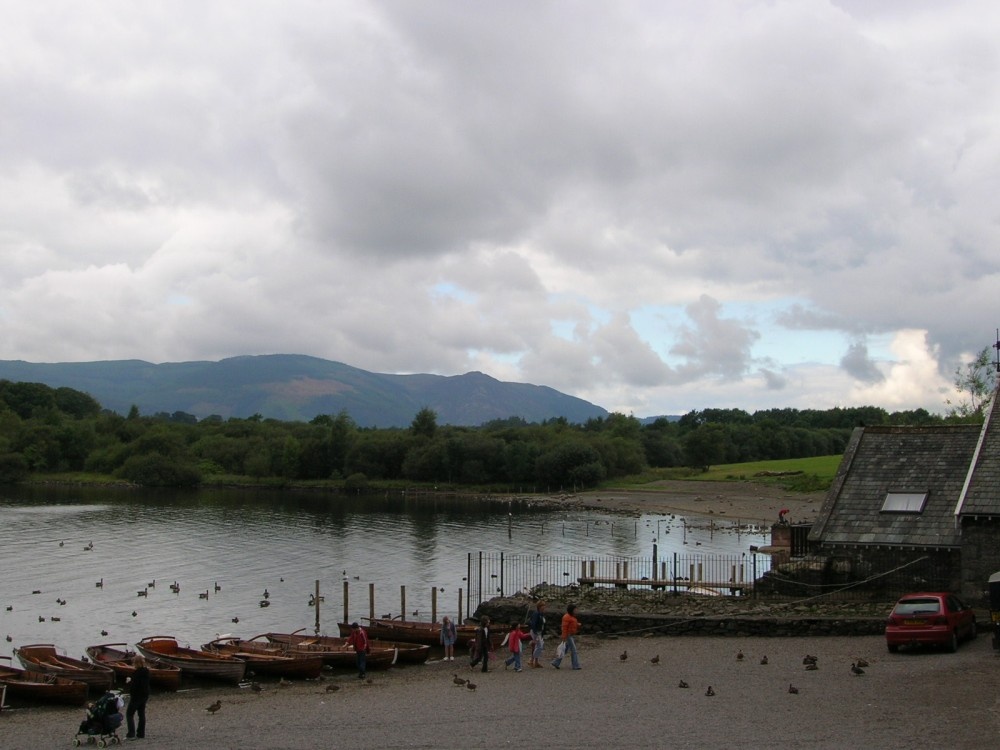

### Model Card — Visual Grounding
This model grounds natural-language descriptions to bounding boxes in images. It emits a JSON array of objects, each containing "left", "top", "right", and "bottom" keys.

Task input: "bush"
[
  {"left": 344, "top": 472, "right": 369, "bottom": 492},
  {"left": 0, "top": 452, "right": 29, "bottom": 483},
  {"left": 116, "top": 453, "right": 202, "bottom": 487}
]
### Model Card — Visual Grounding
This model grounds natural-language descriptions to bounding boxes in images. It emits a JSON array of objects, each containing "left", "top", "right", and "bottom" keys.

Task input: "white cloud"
[{"left": 2, "top": 0, "right": 998, "bottom": 417}]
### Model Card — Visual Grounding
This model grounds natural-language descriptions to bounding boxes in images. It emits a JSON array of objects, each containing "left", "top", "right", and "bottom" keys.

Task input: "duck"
[
  {"left": 214, "top": 582, "right": 221, "bottom": 592},
  {"left": 101, "top": 630, "right": 109, "bottom": 636},
  {"left": 137, "top": 589, "right": 148, "bottom": 597},
  {"left": 199, "top": 590, "right": 209, "bottom": 599},
  {"left": 850, "top": 662, "right": 865, "bottom": 676},
  {"left": 232, "top": 616, "right": 240, "bottom": 624},
  {"left": 788, "top": 683, "right": 799, "bottom": 694},
  {"left": 855, "top": 657, "right": 869, "bottom": 668},
  {"left": 736, "top": 649, "right": 744, "bottom": 661},
  {"left": 650, "top": 655, "right": 660, "bottom": 665},
  {"left": 760, "top": 655, "right": 768, "bottom": 665},
  {"left": 205, "top": 700, "right": 222, "bottom": 714},
  {"left": 131, "top": 611, "right": 138, "bottom": 618},
  {"left": 465, "top": 681, "right": 477, "bottom": 691},
  {"left": 259, "top": 600, "right": 271, "bottom": 608},
  {"left": 678, "top": 680, "right": 689, "bottom": 688},
  {"left": 619, "top": 650, "right": 628, "bottom": 662},
  {"left": 95, "top": 579, "right": 104, "bottom": 588},
  {"left": 705, "top": 686, "right": 715, "bottom": 696},
  {"left": 324, "top": 683, "right": 340, "bottom": 693},
  {"left": 805, "top": 663, "right": 818, "bottom": 671},
  {"left": 452, "top": 674, "right": 467, "bottom": 686}
]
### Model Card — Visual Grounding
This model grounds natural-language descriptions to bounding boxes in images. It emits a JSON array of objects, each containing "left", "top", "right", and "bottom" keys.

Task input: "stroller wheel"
[
  {"left": 98, "top": 740, "right": 108, "bottom": 748},
  {"left": 73, "top": 740, "right": 82, "bottom": 747}
]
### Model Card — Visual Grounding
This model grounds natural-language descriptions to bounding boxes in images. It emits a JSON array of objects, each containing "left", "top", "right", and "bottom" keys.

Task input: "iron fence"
[{"left": 464, "top": 549, "right": 955, "bottom": 616}]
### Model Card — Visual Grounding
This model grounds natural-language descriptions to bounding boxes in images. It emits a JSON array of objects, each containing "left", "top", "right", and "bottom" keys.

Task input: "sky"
[{"left": 3, "top": 1, "right": 999, "bottom": 418}]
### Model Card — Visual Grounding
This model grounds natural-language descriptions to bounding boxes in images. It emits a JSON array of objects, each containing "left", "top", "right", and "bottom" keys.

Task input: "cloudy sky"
[{"left": 3, "top": 1, "right": 999, "bottom": 418}]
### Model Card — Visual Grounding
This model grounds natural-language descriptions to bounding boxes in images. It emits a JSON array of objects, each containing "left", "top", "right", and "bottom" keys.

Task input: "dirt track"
[{"left": 5, "top": 632, "right": 998, "bottom": 749}]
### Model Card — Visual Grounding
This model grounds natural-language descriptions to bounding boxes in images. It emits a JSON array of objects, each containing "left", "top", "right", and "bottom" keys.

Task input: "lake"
[{"left": 0, "top": 485, "right": 770, "bottom": 662}]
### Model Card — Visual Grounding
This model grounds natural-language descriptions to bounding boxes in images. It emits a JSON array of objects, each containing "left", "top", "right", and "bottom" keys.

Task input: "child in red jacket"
[{"left": 503, "top": 622, "right": 534, "bottom": 672}]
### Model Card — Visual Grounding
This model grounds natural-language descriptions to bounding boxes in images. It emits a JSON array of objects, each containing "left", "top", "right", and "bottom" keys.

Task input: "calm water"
[{"left": 0, "top": 486, "right": 769, "bottom": 662}]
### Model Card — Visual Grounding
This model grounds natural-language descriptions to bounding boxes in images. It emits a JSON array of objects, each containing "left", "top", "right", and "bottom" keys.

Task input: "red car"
[{"left": 885, "top": 592, "right": 977, "bottom": 653}]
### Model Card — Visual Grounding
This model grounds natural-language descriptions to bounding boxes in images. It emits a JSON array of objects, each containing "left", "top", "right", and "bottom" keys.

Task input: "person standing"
[
  {"left": 550, "top": 603, "right": 581, "bottom": 670},
  {"left": 503, "top": 622, "right": 533, "bottom": 672},
  {"left": 440, "top": 616, "right": 458, "bottom": 661},
  {"left": 528, "top": 600, "right": 547, "bottom": 668},
  {"left": 469, "top": 616, "right": 493, "bottom": 673},
  {"left": 125, "top": 654, "right": 150, "bottom": 740},
  {"left": 347, "top": 622, "right": 369, "bottom": 679}
]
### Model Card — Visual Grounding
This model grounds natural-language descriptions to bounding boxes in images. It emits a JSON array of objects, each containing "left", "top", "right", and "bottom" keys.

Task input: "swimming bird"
[
  {"left": 705, "top": 686, "right": 715, "bottom": 696},
  {"left": 262, "top": 589, "right": 269, "bottom": 599},
  {"left": 232, "top": 617, "right": 239, "bottom": 624},
  {"left": 32, "top": 590, "right": 41, "bottom": 595},
  {"left": 5, "top": 605, "right": 11, "bottom": 611},
  {"left": 5, "top": 634, "right": 11, "bottom": 642},
  {"left": 101, "top": 630, "right": 109, "bottom": 636},
  {"left": 619, "top": 650, "right": 628, "bottom": 662},
  {"left": 851, "top": 662, "right": 865, "bottom": 676},
  {"left": 137, "top": 589, "right": 148, "bottom": 597},
  {"left": 214, "top": 582, "right": 221, "bottom": 592},
  {"left": 38, "top": 616, "right": 45, "bottom": 622},
  {"left": 205, "top": 700, "right": 222, "bottom": 714},
  {"left": 412, "top": 610, "right": 419, "bottom": 617},
  {"left": 760, "top": 655, "right": 768, "bottom": 665},
  {"left": 59, "top": 541, "right": 64, "bottom": 547},
  {"left": 50, "top": 616, "right": 61, "bottom": 622},
  {"left": 788, "top": 683, "right": 799, "bottom": 694},
  {"left": 452, "top": 674, "right": 467, "bottom": 686},
  {"left": 259, "top": 600, "right": 270, "bottom": 608},
  {"left": 678, "top": 680, "right": 689, "bottom": 688},
  {"left": 131, "top": 611, "right": 138, "bottom": 618},
  {"left": 95, "top": 579, "right": 103, "bottom": 588},
  {"left": 147, "top": 580, "right": 155, "bottom": 588},
  {"left": 650, "top": 655, "right": 660, "bottom": 665},
  {"left": 199, "top": 590, "right": 209, "bottom": 599},
  {"left": 736, "top": 649, "right": 744, "bottom": 661}
]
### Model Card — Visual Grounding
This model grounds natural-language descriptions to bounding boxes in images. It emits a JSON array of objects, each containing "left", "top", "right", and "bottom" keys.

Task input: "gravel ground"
[{"left": 5, "top": 633, "right": 999, "bottom": 749}]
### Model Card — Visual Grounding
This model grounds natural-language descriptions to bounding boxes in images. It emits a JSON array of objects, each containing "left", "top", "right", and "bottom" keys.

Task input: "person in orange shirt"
[{"left": 550, "top": 603, "right": 581, "bottom": 670}]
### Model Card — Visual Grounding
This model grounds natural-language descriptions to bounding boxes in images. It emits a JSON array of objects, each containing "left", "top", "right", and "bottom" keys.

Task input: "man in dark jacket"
[
  {"left": 469, "top": 616, "right": 493, "bottom": 673},
  {"left": 126, "top": 654, "right": 151, "bottom": 739}
]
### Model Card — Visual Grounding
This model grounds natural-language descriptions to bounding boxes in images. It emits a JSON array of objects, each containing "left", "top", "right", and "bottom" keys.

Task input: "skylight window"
[{"left": 881, "top": 492, "right": 928, "bottom": 513}]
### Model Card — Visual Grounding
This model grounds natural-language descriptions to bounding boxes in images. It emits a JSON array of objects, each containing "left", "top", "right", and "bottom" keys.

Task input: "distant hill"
[{"left": 0, "top": 355, "right": 608, "bottom": 427}]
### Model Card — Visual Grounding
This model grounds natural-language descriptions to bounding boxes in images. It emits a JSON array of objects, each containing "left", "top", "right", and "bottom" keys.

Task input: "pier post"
[
  {"left": 316, "top": 580, "right": 322, "bottom": 634},
  {"left": 369, "top": 582, "right": 375, "bottom": 622},
  {"left": 400, "top": 585, "right": 406, "bottom": 621},
  {"left": 459, "top": 589, "right": 464, "bottom": 623},
  {"left": 431, "top": 587, "right": 438, "bottom": 623}
]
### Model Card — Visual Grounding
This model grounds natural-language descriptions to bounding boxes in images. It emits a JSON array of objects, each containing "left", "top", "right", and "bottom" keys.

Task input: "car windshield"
[{"left": 894, "top": 598, "right": 941, "bottom": 615}]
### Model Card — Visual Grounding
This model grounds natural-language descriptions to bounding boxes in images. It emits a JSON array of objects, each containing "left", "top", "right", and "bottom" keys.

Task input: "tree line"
[{"left": 0, "top": 378, "right": 970, "bottom": 489}]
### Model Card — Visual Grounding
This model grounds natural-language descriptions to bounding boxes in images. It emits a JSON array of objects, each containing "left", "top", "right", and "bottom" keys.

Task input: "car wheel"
[
  {"left": 887, "top": 642, "right": 899, "bottom": 653},
  {"left": 946, "top": 630, "right": 958, "bottom": 653}
]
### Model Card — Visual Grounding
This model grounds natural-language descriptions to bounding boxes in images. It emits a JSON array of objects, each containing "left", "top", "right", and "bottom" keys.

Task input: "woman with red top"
[{"left": 550, "top": 603, "right": 581, "bottom": 670}]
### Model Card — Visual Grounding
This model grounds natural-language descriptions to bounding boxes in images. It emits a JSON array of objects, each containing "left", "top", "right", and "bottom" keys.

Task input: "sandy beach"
[
  {"left": 565, "top": 479, "right": 826, "bottom": 526},
  {"left": 4, "top": 631, "right": 996, "bottom": 749}
]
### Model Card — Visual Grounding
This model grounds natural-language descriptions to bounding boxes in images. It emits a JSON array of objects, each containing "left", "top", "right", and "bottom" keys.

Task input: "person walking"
[
  {"left": 528, "top": 600, "right": 547, "bottom": 668},
  {"left": 503, "top": 622, "right": 533, "bottom": 672},
  {"left": 125, "top": 654, "right": 150, "bottom": 740},
  {"left": 550, "top": 603, "right": 581, "bottom": 670},
  {"left": 440, "top": 616, "right": 458, "bottom": 661},
  {"left": 469, "top": 616, "right": 493, "bottom": 673},
  {"left": 347, "top": 622, "right": 370, "bottom": 679}
]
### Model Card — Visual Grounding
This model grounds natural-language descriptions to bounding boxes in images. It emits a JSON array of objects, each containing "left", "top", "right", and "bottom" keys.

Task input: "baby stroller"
[{"left": 73, "top": 689, "right": 125, "bottom": 747}]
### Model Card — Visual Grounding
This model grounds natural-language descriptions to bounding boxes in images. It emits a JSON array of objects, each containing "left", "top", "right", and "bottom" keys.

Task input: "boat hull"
[
  {"left": 14, "top": 644, "right": 114, "bottom": 692},
  {"left": 0, "top": 664, "right": 89, "bottom": 706},
  {"left": 135, "top": 636, "right": 246, "bottom": 685},
  {"left": 201, "top": 638, "right": 324, "bottom": 679},
  {"left": 85, "top": 643, "right": 182, "bottom": 691},
  {"left": 261, "top": 632, "right": 397, "bottom": 670}
]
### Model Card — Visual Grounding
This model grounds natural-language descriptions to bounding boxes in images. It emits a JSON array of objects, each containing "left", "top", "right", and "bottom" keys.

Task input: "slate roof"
[
  {"left": 955, "top": 392, "right": 1000, "bottom": 516},
  {"left": 809, "top": 423, "right": 982, "bottom": 548}
]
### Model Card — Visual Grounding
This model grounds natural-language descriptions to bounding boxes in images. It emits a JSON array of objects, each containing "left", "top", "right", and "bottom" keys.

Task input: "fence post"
[
  {"left": 500, "top": 551, "right": 505, "bottom": 597},
  {"left": 652, "top": 543, "right": 658, "bottom": 580},
  {"left": 752, "top": 554, "right": 758, "bottom": 599}
]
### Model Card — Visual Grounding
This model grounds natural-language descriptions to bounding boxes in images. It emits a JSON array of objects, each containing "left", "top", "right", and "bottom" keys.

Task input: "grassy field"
[{"left": 607, "top": 455, "right": 844, "bottom": 493}]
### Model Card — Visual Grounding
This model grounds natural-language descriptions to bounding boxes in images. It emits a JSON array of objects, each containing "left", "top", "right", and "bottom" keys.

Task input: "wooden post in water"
[
  {"left": 431, "top": 587, "right": 438, "bottom": 623},
  {"left": 458, "top": 588, "right": 464, "bottom": 623},
  {"left": 369, "top": 582, "right": 375, "bottom": 623},
  {"left": 316, "top": 580, "right": 322, "bottom": 635},
  {"left": 400, "top": 585, "right": 406, "bottom": 621}
]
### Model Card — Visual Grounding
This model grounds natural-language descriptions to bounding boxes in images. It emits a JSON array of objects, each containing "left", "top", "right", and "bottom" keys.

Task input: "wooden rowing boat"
[
  {"left": 0, "top": 658, "right": 89, "bottom": 706},
  {"left": 328, "top": 626, "right": 431, "bottom": 664},
  {"left": 260, "top": 632, "right": 397, "bottom": 670},
  {"left": 14, "top": 644, "right": 114, "bottom": 692},
  {"left": 200, "top": 637, "right": 324, "bottom": 679},
  {"left": 359, "top": 618, "right": 505, "bottom": 649},
  {"left": 134, "top": 636, "right": 246, "bottom": 685},
  {"left": 85, "top": 643, "right": 182, "bottom": 691}
]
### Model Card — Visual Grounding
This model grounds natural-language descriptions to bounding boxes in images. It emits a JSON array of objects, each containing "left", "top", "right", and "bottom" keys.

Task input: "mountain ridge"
[{"left": 0, "top": 354, "right": 609, "bottom": 427}]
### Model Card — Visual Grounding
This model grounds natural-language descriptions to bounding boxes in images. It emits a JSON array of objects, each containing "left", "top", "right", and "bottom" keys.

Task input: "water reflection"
[{"left": 0, "top": 485, "right": 769, "bottom": 662}]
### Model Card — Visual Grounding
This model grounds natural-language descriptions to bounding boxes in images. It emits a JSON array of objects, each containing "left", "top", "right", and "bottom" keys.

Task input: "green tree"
[
  {"left": 947, "top": 346, "right": 998, "bottom": 419},
  {"left": 410, "top": 407, "right": 438, "bottom": 438}
]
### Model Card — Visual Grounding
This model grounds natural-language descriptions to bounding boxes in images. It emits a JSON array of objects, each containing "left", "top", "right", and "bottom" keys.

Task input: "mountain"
[{"left": 0, "top": 355, "right": 608, "bottom": 427}]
